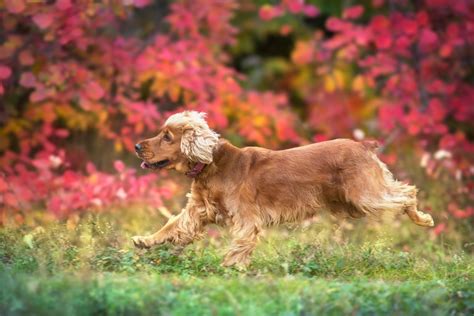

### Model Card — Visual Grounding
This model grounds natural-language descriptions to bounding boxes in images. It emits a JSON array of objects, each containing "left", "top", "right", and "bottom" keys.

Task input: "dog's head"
[{"left": 135, "top": 111, "right": 219, "bottom": 173}]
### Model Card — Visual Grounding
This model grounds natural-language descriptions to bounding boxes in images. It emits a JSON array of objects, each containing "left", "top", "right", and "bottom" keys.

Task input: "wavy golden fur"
[{"left": 132, "top": 111, "right": 434, "bottom": 267}]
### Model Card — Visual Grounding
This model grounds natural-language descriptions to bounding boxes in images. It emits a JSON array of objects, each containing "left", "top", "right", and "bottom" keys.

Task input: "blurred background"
[{"left": 0, "top": 0, "right": 473, "bottom": 244}]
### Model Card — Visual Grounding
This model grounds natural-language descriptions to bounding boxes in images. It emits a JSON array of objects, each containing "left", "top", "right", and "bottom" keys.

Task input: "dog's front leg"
[
  {"left": 132, "top": 204, "right": 206, "bottom": 249},
  {"left": 222, "top": 224, "right": 261, "bottom": 269}
]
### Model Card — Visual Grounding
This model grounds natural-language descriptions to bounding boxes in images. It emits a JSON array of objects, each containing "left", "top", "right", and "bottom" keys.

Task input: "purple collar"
[{"left": 185, "top": 162, "right": 207, "bottom": 178}]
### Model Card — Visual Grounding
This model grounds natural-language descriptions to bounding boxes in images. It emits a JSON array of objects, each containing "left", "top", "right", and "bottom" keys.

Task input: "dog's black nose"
[{"left": 135, "top": 143, "right": 142, "bottom": 152}]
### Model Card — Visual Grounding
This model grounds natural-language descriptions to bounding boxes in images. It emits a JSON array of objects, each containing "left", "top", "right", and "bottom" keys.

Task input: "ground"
[{"left": 0, "top": 208, "right": 473, "bottom": 315}]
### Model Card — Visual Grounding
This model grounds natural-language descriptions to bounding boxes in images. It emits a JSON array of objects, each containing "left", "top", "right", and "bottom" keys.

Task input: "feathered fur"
[{"left": 132, "top": 111, "right": 434, "bottom": 268}]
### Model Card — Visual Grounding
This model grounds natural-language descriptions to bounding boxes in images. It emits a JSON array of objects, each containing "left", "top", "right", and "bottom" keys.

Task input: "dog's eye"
[{"left": 163, "top": 133, "right": 172, "bottom": 142}]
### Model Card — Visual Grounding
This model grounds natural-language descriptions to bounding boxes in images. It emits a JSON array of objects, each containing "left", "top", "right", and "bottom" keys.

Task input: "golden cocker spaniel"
[{"left": 132, "top": 111, "right": 434, "bottom": 267}]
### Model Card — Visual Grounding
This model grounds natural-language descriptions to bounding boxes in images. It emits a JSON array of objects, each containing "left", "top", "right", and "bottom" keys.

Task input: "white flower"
[
  {"left": 116, "top": 188, "right": 127, "bottom": 200},
  {"left": 91, "top": 198, "right": 103, "bottom": 207},
  {"left": 353, "top": 128, "right": 365, "bottom": 140},
  {"left": 49, "top": 155, "right": 62, "bottom": 168},
  {"left": 434, "top": 149, "right": 452, "bottom": 160},
  {"left": 420, "top": 153, "right": 430, "bottom": 168},
  {"left": 455, "top": 170, "right": 462, "bottom": 181}
]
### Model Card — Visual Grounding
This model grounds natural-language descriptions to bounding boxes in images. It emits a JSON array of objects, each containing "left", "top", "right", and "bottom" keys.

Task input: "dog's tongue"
[{"left": 140, "top": 161, "right": 149, "bottom": 169}]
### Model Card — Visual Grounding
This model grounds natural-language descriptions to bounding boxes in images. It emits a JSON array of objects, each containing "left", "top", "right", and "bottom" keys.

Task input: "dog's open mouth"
[{"left": 140, "top": 159, "right": 171, "bottom": 170}]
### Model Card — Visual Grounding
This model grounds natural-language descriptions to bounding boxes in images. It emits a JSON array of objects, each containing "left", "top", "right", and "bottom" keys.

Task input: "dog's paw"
[
  {"left": 221, "top": 255, "right": 250, "bottom": 271},
  {"left": 131, "top": 236, "right": 153, "bottom": 249}
]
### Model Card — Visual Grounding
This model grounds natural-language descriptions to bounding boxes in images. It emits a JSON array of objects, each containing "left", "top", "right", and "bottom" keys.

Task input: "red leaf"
[
  {"left": 395, "top": 36, "right": 412, "bottom": 49},
  {"left": 33, "top": 12, "right": 55, "bottom": 29},
  {"left": 56, "top": 0, "right": 72, "bottom": 10},
  {"left": 134, "top": 0, "right": 151, "bottom": 8},
  {"left": 449, "top": 203, "right": 474, "bottom": 219},
  {"left": 5, "top": 0, "right": 25, "bottom": 13},
  {"left": 343, "top": 5, "right": 364, "bottom": 19},
  {"left": 433, "top": 223, "right": 446, "bottom": 236},
  {"left": 19, "top": 51, "right": 34, "bottom": 66},
  {"left": 85, "top": 81, "right": 105, "bottom": 100},
  {"left": 54, "top": 129, "right": 70, "bottom": 138},
  {"left": 429, "top": 98, "right": 446, "bottom": 122},
  {"left": 326, "top": 17, "right": 348, "bottom": 32},
  {"left": 416, "top": 11, "right": 429, "bottom": 26},
  {"left": 303, "top": 5, "right": 319, "bottom": 17},
  {"left": 19, "top": 72, "right": 37, "bottom": 88},
  {"left": 371, "top": 15, "right": 390, "bottom": 30},
  {"left": 439, "top": 44, "right": 452, "bottom": 57},
  {"left": 419, "top": 28, "right": 438, "bottom": 51},
  {"left": 30, "top": 88, "right": 49, "bottom": 102},
  {"left": 259, "top": 5, "right": 283, "bottom": 21},
  {"left": 374, "top": 33, "right": 392, "bottom": 49},
  {"left": 401, "top": 18, "right": 418, "bottom": 35},
  {"left": 3, "top": 193, "right": 19, "bottom": 208},
  {"left": 283, "top": 0, "right": 304, "bottom": 14},
  {"left": 114, "top": 160, "right": 125, "bottom": 173},
  {"left": 47, "top": 196, "right": 63, "bottom": 215},
  {"left": 372, "top": 0, "right": 385, "bottom": 8},
  {"left": 0, "top": 65, "right": 12, "bottom": 80},
  {"left": 0, "top": 177, "right": 8, "bottom": 192},
  {"left": 86, "top": 162, "right": 97, "bottom": 174}
]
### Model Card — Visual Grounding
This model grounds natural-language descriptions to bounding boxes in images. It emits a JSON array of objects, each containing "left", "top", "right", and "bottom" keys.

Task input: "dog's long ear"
[{"left": 180, "top": 115, "right": 219, "bottom": 164}]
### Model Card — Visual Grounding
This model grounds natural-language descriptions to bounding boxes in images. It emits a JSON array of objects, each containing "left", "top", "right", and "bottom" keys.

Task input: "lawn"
[{"left": 1, "top": 209, "right": 473, "bottom": 315}]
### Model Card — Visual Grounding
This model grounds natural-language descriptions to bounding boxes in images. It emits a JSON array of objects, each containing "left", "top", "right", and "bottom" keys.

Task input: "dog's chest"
[{"left": 193, "top": 183, "right": 232, "bottom": 226}]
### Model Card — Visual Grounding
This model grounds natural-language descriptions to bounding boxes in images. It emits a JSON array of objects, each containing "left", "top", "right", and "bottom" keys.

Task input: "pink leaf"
[
  {"left": 401, "top": 18, "right": 418, "bottom": 35},
  {"left": 433, "top": 223, "right": 446, "bottom": 236},
  {"left": 303, "top": 5, "right": 319, "bottom": 17},
  {"left": 372, "top": 0, "right": 385, "bottom": 8},
  {"left": 343, "top": 5, "right": 364, "bottom": 19},
  {"left": 374, "top": 33, "right": 392, "bottom": 49},
  {"left": 429, "top": 98, "right": 446, "bottom": 122},
  {"left": 56, "top": 0, "right": 72, "bottom": 10},
  {"left": 326, "top": 17, "right": 351, "bottom": 32},
  {"left": 371, "top": 15, "right": 390, "bottom": 30},
  {"left": 30, "top": 88, "right": 48, "bottom": 102},
  {"left": 85, "top": 81, "right": 105, "bottom": 100},
  {"left": 0, "top": 177, "right": 8, "bottom": 192},
  {"left": 0, "top": 65, "right": 12, "bottom": 80},
  {"left": 19, "top": 51, "right": 34, "bottom": 66},
  {"left": 47, "top": 196, "right": 63, "bottom": 215},
  {"left": 419, "top": 28, "right": 438, "bottom": 51},
  {"left": 416, "top": 11, "right": 429, "bottom": 26},
  {"left": 33, "top": 12, "right": 55, "bottom": 29},
  {"left": 114, "top": 160, "right": 125, "bottom": 173},
  {"left": 259, "top": 5, "right": 283, "bottom": 21},
  {"left": 54, "top": 129, "right": 70, "bottom": 138},
  {"left": 86, "top": 162, "right": 97, "bottom": 174},
  {"left": 5, "top": 0, "right": 25, "bottom": 13},
  {"left": 19, "top": 72, "right": 37, "bottom": 88},
  {"left": 439, "top": 44, "right": 452, "bottom": 57},
  {"left": 3, "top": 193, "right": 19, "bottom": 208},
  {"left": 134, "top": 0, "right": 151, "bottom": 8},
  {"left": 284, "top": 0, "right": 304, "bottom": 14}
]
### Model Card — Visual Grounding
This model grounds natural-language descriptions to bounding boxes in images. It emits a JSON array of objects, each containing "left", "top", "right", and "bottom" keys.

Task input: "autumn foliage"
[{"left": 0, "top": 0, "right": 473, "bottom": 233}]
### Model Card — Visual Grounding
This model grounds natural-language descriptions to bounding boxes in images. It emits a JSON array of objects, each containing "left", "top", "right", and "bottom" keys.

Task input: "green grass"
[{"left": 0, "top": 209, "right": 473, "bottom": 315}]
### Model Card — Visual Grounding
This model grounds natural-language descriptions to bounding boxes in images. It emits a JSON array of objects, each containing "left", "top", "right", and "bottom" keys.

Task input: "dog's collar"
[{"left": 186, "top": 162, "right": 207, "bottom": 178}]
